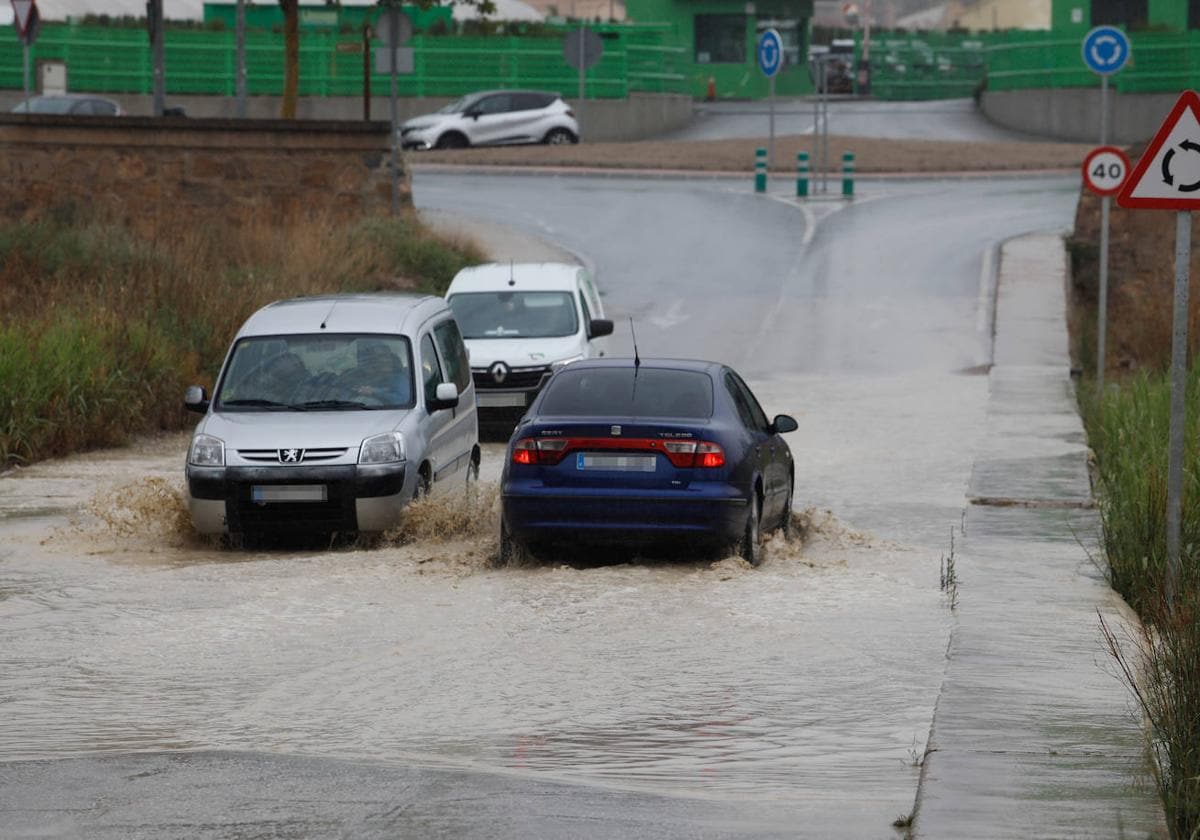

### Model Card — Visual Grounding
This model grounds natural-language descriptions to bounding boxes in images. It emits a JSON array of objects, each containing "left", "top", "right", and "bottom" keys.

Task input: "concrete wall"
[
  {"left": 981, "top": 88, "right": 1179, "bottom": 145},
  {"left": 0, "top": 92, "right": 696, "bottom": 143},
  {"left": 0, "top": 115, "right": 400, "bottom": 223}
]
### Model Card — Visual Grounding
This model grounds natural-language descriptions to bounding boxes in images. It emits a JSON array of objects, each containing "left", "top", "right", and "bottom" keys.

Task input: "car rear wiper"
[{"left": 294, "top": 399, "right": 372, "bottom": 410}]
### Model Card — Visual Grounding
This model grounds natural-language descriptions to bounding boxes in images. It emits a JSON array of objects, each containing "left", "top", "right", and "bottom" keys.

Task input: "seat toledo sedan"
[{"left": 499, "top": 358, "right": 798, "bottom": 565}]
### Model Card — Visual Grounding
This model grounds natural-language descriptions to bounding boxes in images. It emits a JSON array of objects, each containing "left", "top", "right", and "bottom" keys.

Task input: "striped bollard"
[
  {"left": 754, "top": 147, "right": 767, "bottom": 193},
  {"left": 842, "top": 151, "right": 855, "bottom": 198},
  {"left": 797, "top": 151, "right": 809, "bottom": 198}
]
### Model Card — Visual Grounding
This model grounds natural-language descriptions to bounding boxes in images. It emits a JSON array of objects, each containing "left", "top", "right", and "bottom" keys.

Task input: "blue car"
[{"left": 499, "top": 358, "right": 798, "bottom": 565}]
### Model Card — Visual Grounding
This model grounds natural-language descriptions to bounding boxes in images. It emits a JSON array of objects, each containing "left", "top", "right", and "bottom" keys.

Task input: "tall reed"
[{"left": 0, "top": 209, "right": 483, "bottom": 465}]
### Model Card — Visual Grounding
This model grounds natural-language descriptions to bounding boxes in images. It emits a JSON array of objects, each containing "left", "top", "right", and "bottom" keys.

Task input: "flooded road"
[{"left": 1, "top": 173, "right": 1082, "bottom": 837}]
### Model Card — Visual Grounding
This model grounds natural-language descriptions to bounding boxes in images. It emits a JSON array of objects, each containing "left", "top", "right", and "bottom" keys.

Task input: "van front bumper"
[{"left": 186, "top": 462, "right": 409, "bottom": 536}]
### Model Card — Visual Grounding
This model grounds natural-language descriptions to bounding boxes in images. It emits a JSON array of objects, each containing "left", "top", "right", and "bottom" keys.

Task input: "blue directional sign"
[
  {"left": 1082, "top": 26, "right": 1130, "bottom": 76},
  {"left": 758, "top": 28, "right": 782, "bottom": 78}
]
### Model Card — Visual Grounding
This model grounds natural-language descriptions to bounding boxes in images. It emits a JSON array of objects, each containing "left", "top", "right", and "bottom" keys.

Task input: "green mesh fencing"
[
  {"left": 868, "top": 35, "right": 988, "bottom": 100},
  {"left": 0, "top": 23, "right": 687, "bottom": 99}
]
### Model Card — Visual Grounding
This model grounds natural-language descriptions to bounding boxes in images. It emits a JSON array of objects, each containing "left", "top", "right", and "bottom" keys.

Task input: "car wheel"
[
  {"left": 497, "top": 518, "right": 528, "bottom": 566},
  {"left": 435, "top": 132, "right": 469, "bottom": 150},
  {"left": 543, "top": 128, "right": 576, "bottom": 145},
  {"left": 413, "top": 468, "right": 432, "bottom": 500},
  {"left": 741, "top": 493, "right": 764, "bottom": 567},
  {"left": 467, "top": 446, "right": 481, "bottom": 485},
  {"left": 780, "top": 482, "right": 794, "bottom": 539}
]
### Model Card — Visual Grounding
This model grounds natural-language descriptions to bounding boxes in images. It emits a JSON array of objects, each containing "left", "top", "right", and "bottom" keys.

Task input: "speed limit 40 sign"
[{"left": 1083, "top": 145, "right": 1131, "bottom": 196}]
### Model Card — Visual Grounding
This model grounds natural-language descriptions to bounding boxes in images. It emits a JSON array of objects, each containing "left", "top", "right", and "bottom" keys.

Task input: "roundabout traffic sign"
[
  {"left": 758, "top": 28, "right": 782, "bottom": 78},
  {"left": 1119, "top": 90, "right": 1200, "bottom": 210},
  {"left": 1082, "top": 26, "right": 1130, "bottom": 75},
  {"left": 1082, "top": 146, "right": 1130, "bottom": 196}
]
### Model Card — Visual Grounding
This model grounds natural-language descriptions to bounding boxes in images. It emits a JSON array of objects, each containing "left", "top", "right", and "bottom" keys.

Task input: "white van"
[
  {"left": 445, "top": 263, "right": 613, "bottom": 430},
  {"left": 182, "top": 293, "right": 479, "bottom": 543}
]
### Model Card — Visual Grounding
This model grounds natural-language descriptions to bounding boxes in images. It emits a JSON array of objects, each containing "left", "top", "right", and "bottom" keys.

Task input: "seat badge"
[
  {"left": 278, "top": 448, "right": 305, "bottom": 464},
  {"left": 611, "top": 425, "right": 621, "bottom": 436}
]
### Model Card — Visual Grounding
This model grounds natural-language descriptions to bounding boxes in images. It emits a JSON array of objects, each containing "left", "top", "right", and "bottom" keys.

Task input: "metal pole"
[
  {"left": 577, "top": 28, "right": 585, "bottom": 106},
  {"left": 151, "top": 0, "right": 165, "bottom": 117},
  {"left": 812, "top": 60, "right": 820, "bottom": 180},
  {"left": 1165, "top": 210, "right": 1191, "bottom": 607},
  {"left": 1100, "top": 74, "right": 1108, "bottom": 146},
  {"left": 768, "top": 73, "right": 775, "bottom": 172},
  {"left": 22, "top": 43, "right": 29, "bottom": 111},
  {"left": 821, "top": 60, "right": 830, "bottom": 194},
  {"left": 235, "top": 0, "right": 246, "bottom": 118},
  {"left": 1097, "top": 195, "right": 1110, "bottom": 397},
  {"left": 388, "top": 10, "right": 399, "bottom": 216}
]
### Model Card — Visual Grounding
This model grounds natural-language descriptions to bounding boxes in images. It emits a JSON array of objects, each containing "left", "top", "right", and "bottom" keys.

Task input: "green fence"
[
  {"left": 0, "top": 23, "right": 687, "bottom": 99},
  {"left": 867, "top": 34, "right": 989, "bottom": 100}
]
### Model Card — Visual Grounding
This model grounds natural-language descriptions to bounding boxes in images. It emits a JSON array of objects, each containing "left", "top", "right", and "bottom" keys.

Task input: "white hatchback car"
[
  {"left": 183, "top": 294, "right": 479, "bottom": 544},
  {"left": 400, "top": 90, "right": 579, "bottom": 150},
  {"left": 445, "top": 263, "right": 613, "bottom": 431}
]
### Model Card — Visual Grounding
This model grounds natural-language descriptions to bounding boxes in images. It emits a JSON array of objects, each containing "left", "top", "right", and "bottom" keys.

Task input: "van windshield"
[
  {"left": 215, "top": 334, "right": 415, "bottom": 411},
  {"left": 447, "top": 291, "right": 579, "bottom": 339}
]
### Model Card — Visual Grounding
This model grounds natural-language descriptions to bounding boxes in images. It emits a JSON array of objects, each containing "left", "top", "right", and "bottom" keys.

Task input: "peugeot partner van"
[
  {"left": 183, "top": 294, "right": 479, "bottom": 543},
  {"left": 445, "top": 263, "right": 613, "bottom": 433}
]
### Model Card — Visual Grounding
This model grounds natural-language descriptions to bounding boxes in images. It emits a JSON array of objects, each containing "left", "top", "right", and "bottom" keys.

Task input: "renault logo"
[
  {"left": 489, "top": 361, "right": 510, "bottom": 384},
  {"left": 278, "top": 448, "right": 305, "bottom": 464}
]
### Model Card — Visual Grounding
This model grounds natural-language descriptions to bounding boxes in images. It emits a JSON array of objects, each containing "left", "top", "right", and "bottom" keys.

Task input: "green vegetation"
[
  {"left": 1081, "top": 375, "right": 1200, "bottom": 839},
  {"left": 0, "top": 209, "right": 482, "bottom": 466}
]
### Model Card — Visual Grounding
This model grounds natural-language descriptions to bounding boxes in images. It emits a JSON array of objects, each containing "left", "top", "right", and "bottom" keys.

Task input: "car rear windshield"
[
  {"left": 539, "top": 367, "right": 714, "bottom": 418},
  {"left": 216, "top": 333, "right": 415, "bottom": 411},
  {"left": 448, "top": 291, "right": 579, "bottom": 339}
]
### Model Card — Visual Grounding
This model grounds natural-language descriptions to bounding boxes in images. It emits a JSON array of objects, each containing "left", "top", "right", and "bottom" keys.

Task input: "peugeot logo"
[
  {"left": 489, "top": 361, "right": 510, "bottom": 385},
  {"left": 278, "top": 448, "right": 305, "bottom": 464}
]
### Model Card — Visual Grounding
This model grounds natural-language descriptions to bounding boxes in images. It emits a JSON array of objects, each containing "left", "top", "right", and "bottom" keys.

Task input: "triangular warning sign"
[
  {"left": 11, "top": 0, "right": 33, "bottom": 35},
  {"left": 1118, "top": 90, "right": 1200, "bottom": 210}
]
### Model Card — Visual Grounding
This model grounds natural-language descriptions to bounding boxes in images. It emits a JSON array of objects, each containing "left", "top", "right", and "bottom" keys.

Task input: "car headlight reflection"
[
  {"left": 359, "top": 432, "right": 406, "bottom": 465},
  {"left": 189, "top": 434, "right": 225, "bottom": 467}
]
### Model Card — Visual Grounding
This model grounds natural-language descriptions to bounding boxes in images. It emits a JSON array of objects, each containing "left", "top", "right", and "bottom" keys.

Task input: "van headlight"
[
  {"left": 551, "top": 354, "right": 585, "bottom": 371},
  {"left": 189, "top": 434, "right": 225, "bottom": 467},
  {"left": 359, "top": 432, "right": 406, "bottom": 465}
]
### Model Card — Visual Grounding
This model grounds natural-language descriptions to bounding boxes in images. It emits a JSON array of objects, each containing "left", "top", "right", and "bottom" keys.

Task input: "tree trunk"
[{"left": 280, "top": 0, "right": 299, "bottom": 119}]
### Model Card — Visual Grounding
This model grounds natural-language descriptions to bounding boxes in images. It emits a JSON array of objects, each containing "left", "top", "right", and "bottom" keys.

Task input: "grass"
[
  {"left": 1080, "top": 371, "right": 1200, "bottom": 839},
  {"left": 0, "top": 207, "right": 484, "bottom": 466}
]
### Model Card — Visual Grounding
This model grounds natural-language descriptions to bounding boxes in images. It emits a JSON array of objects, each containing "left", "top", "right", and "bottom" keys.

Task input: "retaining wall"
[
  {"left": 0, "top": 115, "right": 399, "bottom": 223},
  {"left": 0, "top": 92, "right": 695, "bottom": 143},
  {"left": 981, "top": 88, "right": 1179, "bottom": 145}
]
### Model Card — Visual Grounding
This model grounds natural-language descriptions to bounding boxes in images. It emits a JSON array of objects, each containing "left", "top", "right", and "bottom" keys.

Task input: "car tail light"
[
  {"left": 695, "top": 442, "right": 725, "bottom": 468},
  {"left": 661, "top": 440, "right": 725, "bottom": 468},
  {"left": 513, "top": 437, "right": 724, "bottom": 468},
  {"left": 512, "top": 438, "right": 568, "bottom": 465}
]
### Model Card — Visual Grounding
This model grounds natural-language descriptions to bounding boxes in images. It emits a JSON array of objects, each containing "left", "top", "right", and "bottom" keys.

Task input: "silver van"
[{"left": 183, "top": 294, "right": 479, "bottom": 542}]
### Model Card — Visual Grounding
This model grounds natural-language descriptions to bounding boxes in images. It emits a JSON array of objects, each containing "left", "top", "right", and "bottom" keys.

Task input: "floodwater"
[{"left": 0, "top": 374, "right": 961, "bottom": 831}]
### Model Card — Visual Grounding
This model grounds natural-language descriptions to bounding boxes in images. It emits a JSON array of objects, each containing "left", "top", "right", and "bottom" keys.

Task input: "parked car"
[
  {"left": 446, "top": 262, "right": 613, "bottom": 435},
  {"left": 11, "top": 94, "right": 124, "bottom": 116},
  {"left": 499, "top": 358, "right": 798, "bottom": 566},
  {"left": 183, "top": 293, "right": 479, "bottom": 544},
  {"left": 400, "top": 90, "right": 579, "bottom": 150}
]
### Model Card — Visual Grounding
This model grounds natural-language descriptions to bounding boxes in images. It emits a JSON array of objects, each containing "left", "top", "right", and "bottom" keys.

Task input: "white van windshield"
[
  {"left": 447, "top": 292, "right": 579, "bottom": 339},
  {"left": 216, "top": 334, "right": 415, "bottom": 410}
]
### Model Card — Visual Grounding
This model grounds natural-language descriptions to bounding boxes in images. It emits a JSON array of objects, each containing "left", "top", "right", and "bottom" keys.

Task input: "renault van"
[{"left": 183, "top": 294, "right": 479, "bottom": 542}]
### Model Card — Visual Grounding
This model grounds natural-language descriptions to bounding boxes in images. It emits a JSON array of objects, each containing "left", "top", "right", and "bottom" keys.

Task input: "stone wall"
[
  {"left": 0, "top": 115, "right": 400, "bottom": 224},
  {"left": 980, "top": 88, "right": 1178, "bottom": 145}
]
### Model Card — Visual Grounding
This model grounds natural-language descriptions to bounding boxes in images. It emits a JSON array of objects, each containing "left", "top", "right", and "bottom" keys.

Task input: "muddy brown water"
[{"left": 0, "top": 376, "right": 960, "bottom": 827}]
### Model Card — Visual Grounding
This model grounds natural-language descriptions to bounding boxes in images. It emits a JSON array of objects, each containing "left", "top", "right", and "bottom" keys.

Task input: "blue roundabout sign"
[
  {"left": 757, "top": 28, "right": 782, "bottom": 78},
  {"left": 1082, "top": 26, "right": 1131, "bottom": 76}
]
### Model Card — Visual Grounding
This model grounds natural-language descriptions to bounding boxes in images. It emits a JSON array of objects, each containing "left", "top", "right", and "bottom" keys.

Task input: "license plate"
[
  {"left": 251, "top": 485, "right": 327, "bottom": 503},
  {"left": 576, "top": 453, "right": 657, "bottom": 472},
  {"left": 477, "top": 392, "right": 526, "bottom": 408}
]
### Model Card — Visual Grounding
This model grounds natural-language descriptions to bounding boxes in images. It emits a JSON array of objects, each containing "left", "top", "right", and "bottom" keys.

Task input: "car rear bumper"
[{"left": 502, "top": 482, "right": 748, "bottom": 545}]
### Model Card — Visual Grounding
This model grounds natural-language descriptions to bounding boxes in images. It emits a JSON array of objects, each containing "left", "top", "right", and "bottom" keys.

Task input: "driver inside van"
[{"left": 339, "top": 341, "right": 411, "bottom": 405}]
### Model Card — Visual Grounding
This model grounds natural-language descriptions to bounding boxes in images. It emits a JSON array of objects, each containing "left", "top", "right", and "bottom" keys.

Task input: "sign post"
[
  {"left": 376, "top": 6, "right": 412, "bottom": 216},
  {"left": 1081, "top": 26, "right": 1130, "bottom": 401},
  {"left": 757, "top": 28, "right": 782, "bottom": 175},
  {"left": 562, "top": 27, "right": 602, "bottom": 139},
  {"left": 11, "top": 0, "right": 39, "bottom": 111},
  {"left": 1117, "top": 90, "right": 1200, "bottom": 608},
  {"left": 1082, "top": 146, "right": 1130, "bottom": 398}
]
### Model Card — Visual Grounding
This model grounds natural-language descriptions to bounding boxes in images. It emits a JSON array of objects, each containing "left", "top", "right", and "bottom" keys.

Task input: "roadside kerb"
[{"left": 911, "top": 234, "right": 1164, "bottom": 837}]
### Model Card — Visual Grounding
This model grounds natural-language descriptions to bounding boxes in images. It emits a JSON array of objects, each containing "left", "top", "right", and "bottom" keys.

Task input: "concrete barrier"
[
  {"left": 981, "top": 88, "right": 1180, "bottom": 146},
  {"left": 0, "top": 91, "right": 695, "bottom": 143}
]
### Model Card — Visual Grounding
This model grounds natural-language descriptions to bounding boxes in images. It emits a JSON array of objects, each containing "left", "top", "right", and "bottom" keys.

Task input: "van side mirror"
[
  {"left": 771, "top": 414, "right": 798, "bottom": 434},
  {"left": 429, "top": 382, "right": 460, "bottom": 412},
  {"left": 184, "top": 385, "right": 209, "bottom": 414},
  {"left": 588, "top": 318, "right": 614, "bottom": 339}
]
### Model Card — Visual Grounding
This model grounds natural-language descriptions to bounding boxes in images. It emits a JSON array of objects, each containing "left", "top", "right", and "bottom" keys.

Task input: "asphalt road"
[{"left": 0, "top": 170, "right": 1084, "bottom": 839}]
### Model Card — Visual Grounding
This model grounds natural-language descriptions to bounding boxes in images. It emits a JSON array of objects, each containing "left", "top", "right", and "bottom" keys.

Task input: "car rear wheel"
[
  {"left": 543, "top": 128, "right": 576, "bottom": 145},
  {"left": 779, "top": 482, "right": 794, "bottom": 539},
  {"left": 436, "top": 132, "right": 469, "bottom": 149},
  {"left": 497, "top": 518, "right": 528, "bottom": 566},
  {"left": 741, "top": 493, "right": 764, "bottom": 567}
]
